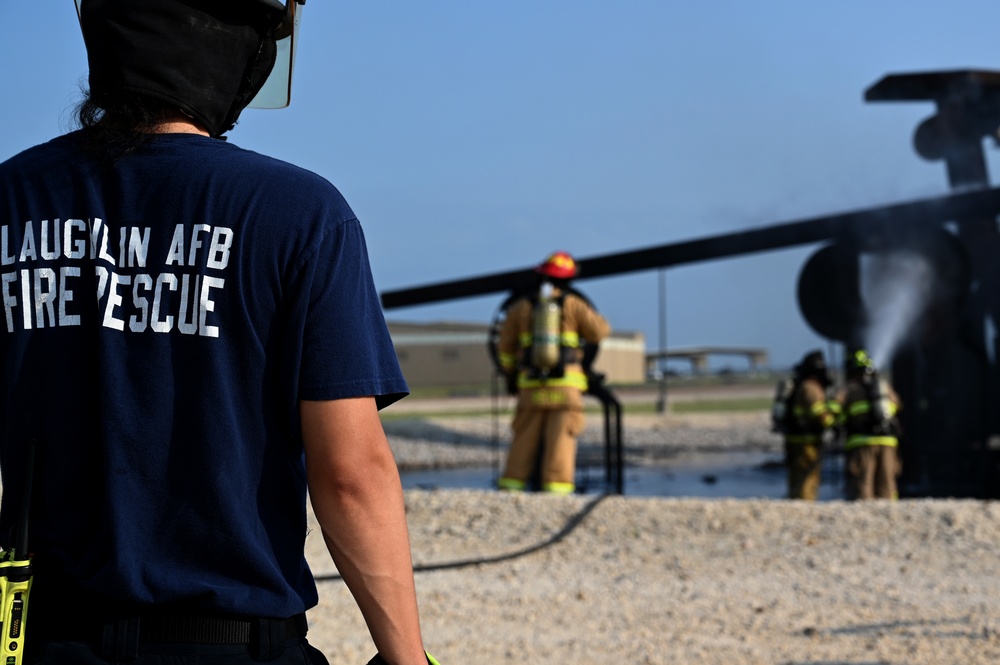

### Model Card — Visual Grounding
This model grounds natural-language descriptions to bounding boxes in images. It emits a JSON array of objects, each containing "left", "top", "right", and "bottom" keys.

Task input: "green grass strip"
[{"left": 670, "top": 397, "right": 771, "bottom": 413}]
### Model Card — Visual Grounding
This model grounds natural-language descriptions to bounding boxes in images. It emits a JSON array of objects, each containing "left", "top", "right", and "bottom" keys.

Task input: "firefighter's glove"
[{"left": 505, "top": 372, "right": 518, "bottom": 396}]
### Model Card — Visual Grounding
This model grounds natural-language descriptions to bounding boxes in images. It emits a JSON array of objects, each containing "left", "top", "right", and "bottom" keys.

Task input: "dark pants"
[
  {"left": 24, "top": 593, "right": 327, "bottom": 665},
  {"left": 28, "top": 638, "right": 329, "bottom": 664}
]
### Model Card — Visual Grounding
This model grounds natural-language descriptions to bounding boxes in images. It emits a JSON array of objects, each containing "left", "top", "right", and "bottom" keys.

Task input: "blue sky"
[{"left": 4, "top": 2, "right": 1000, "bottom": 369}]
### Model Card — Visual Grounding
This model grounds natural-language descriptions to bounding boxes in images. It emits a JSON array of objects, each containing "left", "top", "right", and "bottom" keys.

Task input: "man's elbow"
[{"left": 309, "top": 444, "right": 400, "bottom": 497}]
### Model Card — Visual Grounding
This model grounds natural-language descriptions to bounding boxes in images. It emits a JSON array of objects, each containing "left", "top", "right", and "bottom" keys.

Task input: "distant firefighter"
[
  {"left": 496, "top": 251, "right": 610, "bottom": 494},
  {"left": 836, "top": 349, "right": 903, "bottom": 500},
  {"left": 772, "top": 350, "right": 839, "bottom": 500}
]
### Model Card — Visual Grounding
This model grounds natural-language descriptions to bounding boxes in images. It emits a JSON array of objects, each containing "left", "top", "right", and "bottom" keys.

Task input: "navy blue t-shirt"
[{"left": 0, "top": 132, "right": 408, "bottom": 617}]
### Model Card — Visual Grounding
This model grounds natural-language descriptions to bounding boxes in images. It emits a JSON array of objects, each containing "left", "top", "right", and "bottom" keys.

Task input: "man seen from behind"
[
  {"left": 837, "top": 349, "right": 903, "bottom": 500},
  {"left": 0, "top": 1, "right": 437, "bottom": 663},
  {"left": 496, "top": 251, "right": 610, "bottom": 495},
  {"left": 778, "top": 350, "right": 838, "bottom": 501}
]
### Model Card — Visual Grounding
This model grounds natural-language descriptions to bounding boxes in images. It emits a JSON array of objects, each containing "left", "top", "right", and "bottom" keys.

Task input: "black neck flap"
[{"left": 81, "top": 0, "right": 280, "bottom": 137}]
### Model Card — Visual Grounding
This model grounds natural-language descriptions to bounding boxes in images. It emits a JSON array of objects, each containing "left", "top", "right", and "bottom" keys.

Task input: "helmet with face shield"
[{"left": 73, "top": 0, "right": 306, "bottom": 138}]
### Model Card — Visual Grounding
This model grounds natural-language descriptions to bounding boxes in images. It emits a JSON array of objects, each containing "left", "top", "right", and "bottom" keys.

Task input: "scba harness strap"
[{"left": 488, "top": 285, "right": 598, "bottom": 374}]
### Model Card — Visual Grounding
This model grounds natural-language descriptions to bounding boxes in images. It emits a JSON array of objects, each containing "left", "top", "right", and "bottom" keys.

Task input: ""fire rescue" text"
[{"left": 0, "top": 218, "right": 234, "bottom": 337}]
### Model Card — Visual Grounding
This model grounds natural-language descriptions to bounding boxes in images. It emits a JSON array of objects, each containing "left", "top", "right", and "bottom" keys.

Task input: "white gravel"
[
  {"left": 382, "top": 411, "right": 779, "bottom": 470},
  {"left": 304, "top": 412, "right": 1000, "bottom": 664}
]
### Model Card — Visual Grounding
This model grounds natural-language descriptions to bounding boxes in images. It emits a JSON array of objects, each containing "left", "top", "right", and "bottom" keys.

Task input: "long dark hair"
[{"left": 74, "top": 91, "right": 175, "bottom": 164}]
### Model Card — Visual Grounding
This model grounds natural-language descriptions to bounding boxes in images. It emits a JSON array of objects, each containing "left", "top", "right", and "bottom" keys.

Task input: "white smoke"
[{"left": 859, "top": 250, "right": 935, "bottom": 369}]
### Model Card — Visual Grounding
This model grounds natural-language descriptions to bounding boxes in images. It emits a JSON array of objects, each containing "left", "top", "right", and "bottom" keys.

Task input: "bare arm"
[{"left": 301, "top": 397, "right": 426, "bottom": 665}]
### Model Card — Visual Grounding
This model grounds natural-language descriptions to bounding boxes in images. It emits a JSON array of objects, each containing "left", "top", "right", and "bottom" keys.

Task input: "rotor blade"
[
  {"left": 381, "top": 268, "right": 538, "bottom": 311},
  {"left": 381, "top": 186, "right": 1000, "bottom": 309}
]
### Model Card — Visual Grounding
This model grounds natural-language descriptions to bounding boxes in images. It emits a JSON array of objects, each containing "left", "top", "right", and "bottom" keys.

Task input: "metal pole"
[
  {"left": 604, "top": 401, "right": 612, "bottom": 486},
  {"left": 656, "top": 269, "right": 667, "bottom": 413},
  {"left": 614, "top": 399, "right": 624, "bottom": 495},
  {"left": 490, "top": 371, "right": 501, "bottom": 488}
]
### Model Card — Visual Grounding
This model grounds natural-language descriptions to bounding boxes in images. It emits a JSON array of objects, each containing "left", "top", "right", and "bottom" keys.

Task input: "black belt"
[
  {"left": 34, "top": 610, "right": 308, "bottom": 661},
  {"left": 135, "top": 613, "right": 306, "bottom": 644}
]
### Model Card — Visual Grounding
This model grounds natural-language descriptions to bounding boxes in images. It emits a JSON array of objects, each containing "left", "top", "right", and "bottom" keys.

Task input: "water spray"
[{"left": 859, "top": 250, "right": 935, "bottom": 369}]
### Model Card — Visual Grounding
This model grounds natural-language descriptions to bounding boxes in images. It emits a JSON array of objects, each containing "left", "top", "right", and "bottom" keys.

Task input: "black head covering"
[
  {"left": 80, "top": 0, "right": 283, "bottom": 137},
  {"left": 798, "top": 350, "right": 826, "bottom": 373},
  {"left": 795, "top": 349, "right": 831, "bottom": 386}
]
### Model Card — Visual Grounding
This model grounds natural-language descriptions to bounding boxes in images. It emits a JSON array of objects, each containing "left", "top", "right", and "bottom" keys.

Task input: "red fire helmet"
[{"left": 535, "top": 251, "right": 577, "bottom": 279}]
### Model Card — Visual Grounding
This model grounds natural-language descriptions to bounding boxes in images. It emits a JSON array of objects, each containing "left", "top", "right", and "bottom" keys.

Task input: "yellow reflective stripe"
[
  {"left": 542, "top": 482, "right": 575, "bottom": 495},
  {"left": 792, "top": 402, "right": 835, "bottom": 428},
  {"left": 785, "top": 434, "right": 821, "bottom": 444},
  {"left": 529, "top": 390, "right": 569, "bottom": 406},
  {"left": 498, "top": 352, "right": 518, "bottom": 370},
  {"left": 848, "top": 401, "right": 870, "bottom": 416},
  {"left": 810, "top": 402, "right": 836, "bottom": 428},
  {"left": 845, "top": 435, "right": 898, "bottom": 450},
  {"left": 519, "top": 331, "right": 578, "bottom": 348},
  {"left": 847, "top": 400, "right": 897, "bottom": 417},
  {"left": 827, "top": 401, "right": 842, "bottom": 415},
  {"left": 518, "top": 371, "right": 588, "bottom": 390},
  {"left": 498, "top": 477, "right": 526, "bottom": 491}
]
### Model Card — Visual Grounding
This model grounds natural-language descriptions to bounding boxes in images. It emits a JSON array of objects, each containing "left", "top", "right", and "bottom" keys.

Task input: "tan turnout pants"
[
  {"left": 784, "top": 440, "right": 822, "bottom": 501},
  {"left": 503, "top": 405, "right": 585, "bottom": 490},
  {"left": 847, "top": 445, "right": 900, "bottom": 500}
]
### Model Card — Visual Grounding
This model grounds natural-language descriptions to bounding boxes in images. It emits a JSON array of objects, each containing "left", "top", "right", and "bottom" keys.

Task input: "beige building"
[{"left": 387, "top": 320, "right": 646, "bottom": 390}]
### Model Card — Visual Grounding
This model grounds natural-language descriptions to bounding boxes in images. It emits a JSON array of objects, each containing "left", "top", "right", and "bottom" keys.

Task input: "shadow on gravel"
[
  {"left": 383, "top": 417, "right": 778, "bottom": 462},
  {"left": 782, "top": 661, "right": 887, "bottom": 665},
  {"left": 382, "top": 418, "right": 499, "bottom": 448},
  {"left": 382, "top": 418, "right": 721, "bottom": 462},
  {"left": 825, "top": 617, "right": 986, "bottom": 640},
  {"left": 313, "top": 494, "right": 611, "bottom": 581}
]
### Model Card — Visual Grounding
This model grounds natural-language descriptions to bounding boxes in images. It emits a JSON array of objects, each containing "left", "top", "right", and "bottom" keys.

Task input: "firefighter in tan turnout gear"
[
  {"left": 836, "top": 349, "right": 903, "bottom": 500},
  {"left": 497, "top": 251, "right": 610, "bottom": 494},
  {"left": 773, "top": 350, "right": 839, "bottom": 500}
]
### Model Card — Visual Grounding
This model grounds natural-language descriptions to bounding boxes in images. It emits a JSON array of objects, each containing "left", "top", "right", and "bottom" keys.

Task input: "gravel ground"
[
  {"left": 303, "top": 411, "right": 1000, "bottom": 664},
  {"left": 382, "top": 410, "right": 779, "bottom": 470}
]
